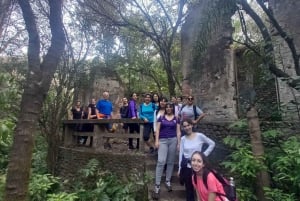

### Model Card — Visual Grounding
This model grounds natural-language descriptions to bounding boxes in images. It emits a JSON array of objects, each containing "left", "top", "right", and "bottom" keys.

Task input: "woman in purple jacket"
[{"left": 128, "top": 92, "right": 140, "bottom": 149}]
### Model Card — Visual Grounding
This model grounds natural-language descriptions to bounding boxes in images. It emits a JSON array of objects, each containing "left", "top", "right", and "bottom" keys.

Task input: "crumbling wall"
[
  {"left": 269, "top": 0, "right": 300, "bottom": 120},
  {"left": 181, "top": 0, "right": 237, "bottom": 121}
]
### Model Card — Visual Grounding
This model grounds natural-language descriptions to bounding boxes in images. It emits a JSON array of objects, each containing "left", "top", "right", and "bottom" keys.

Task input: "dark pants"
[
  {"left": 143, "top": 123, "right": 154, "bottom": 141},
  {"left": 128, "top": 123, "right": 140, "bottom": 148},
  {"left": 181, "top": 167, "right": 195, "bottom": 201}
]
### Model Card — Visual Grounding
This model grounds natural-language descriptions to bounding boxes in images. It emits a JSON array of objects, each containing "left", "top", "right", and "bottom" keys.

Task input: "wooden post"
[
  {"left": 63, "top": 124, "right": 73, "bottom": 147},
  {"left": 94, "top": 124, "right": 103, "bottom": 152},
  {"left": 139, "top": 123, "right": 144, "bottom": 153}
]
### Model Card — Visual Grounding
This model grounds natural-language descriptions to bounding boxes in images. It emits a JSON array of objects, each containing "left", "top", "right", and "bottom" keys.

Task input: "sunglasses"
[{"left": 187, "top": 98, "right": 194, "bottom": 101}]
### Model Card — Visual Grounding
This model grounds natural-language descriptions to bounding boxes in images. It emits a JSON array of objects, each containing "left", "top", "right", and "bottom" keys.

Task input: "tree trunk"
[
  {"left": 4, "top": 0, "right": 65, "bottom": 200},
  {"left": 246, "top": 106, "right": 271, "bottom": 201}
]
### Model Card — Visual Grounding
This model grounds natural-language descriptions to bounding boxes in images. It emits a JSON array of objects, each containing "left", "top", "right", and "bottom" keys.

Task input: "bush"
[{"left": 222, "top": 130, "right": 300, "bottom": 201}]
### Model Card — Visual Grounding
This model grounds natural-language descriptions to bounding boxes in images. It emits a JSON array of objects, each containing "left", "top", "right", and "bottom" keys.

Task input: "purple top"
[
  {"left": 157, "top": 115, "right": 180, "bottom": 138},
  {"left": 128, "top": 99, "right": 138, "bottom": 118}
]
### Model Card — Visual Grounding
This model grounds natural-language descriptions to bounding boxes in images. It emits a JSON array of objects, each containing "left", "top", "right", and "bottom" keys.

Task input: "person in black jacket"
[{"left": 119, "top": 97, "right": 129, "bottom": 133}]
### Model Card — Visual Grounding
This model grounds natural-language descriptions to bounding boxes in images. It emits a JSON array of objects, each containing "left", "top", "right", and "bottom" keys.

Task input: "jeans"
[{"left": 155, "top": 137, "right": 177, "bottom": 185}]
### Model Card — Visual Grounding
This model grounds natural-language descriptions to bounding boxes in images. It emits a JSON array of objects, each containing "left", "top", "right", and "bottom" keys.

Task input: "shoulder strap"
[
  {"left": 180, "top": 104, "right": 186, "bottom": 112},
  {"left": 140, "top": 104, "right": 143, "bottom": 114},
  {"left": 152, "top": 103, "right": 156, "bottom": 111},
  {"left": 193, "top": 105, "right": 199, "bottom": 119}
]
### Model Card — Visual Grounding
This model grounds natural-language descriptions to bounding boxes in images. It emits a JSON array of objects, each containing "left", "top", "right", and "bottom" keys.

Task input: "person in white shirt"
[{"left": 178, "top": 119, "right": 215, "bottom": 201}]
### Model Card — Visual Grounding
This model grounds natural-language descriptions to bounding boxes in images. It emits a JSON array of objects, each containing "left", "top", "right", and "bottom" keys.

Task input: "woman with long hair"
[
  {"left": 152, "top": 102, "right": 181, "bottom": 200},
  {"left": 178, "top": 119, "right": 215, "bottom": 201},
  {"left": 191, "top": 151, "right": 229, "bottom": 201},
  {"left": 128, "top": 92, "right": 139, "bottom": 149}
]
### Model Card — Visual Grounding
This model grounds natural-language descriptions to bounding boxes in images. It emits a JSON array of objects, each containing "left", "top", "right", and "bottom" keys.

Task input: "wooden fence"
[{"left": 62, "top": 119, "right": 145, "bottom": 152}]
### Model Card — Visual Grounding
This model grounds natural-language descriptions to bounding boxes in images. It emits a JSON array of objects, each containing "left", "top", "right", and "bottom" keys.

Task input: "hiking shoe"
[
  {"left": 165, "top": 181, "right": 172, "bottom": 192},
  {"left": 152, "top": 185, "right": 160, "bottom": 200}
]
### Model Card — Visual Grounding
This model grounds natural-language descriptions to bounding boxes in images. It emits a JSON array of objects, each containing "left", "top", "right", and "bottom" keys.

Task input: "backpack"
[
  {"left": 203, "top": 170, "right": 237, "bottom": 201},
  {"left": 179, "top": 105, "right": 199, "bottom": 120}
]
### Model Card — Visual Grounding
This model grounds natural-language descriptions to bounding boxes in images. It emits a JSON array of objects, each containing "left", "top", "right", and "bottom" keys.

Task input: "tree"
[
  {"left": 4, "top": 0, "right": 65, "bottom": 200},
  {"left": 0, "top": 0, "right": 12, "bottom": 39},
  {"left": 78, "top": 0, "right": 187, "bottom": 96}
]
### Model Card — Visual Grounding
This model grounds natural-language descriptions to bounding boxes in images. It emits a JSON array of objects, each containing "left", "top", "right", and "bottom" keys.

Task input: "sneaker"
[
  {"left": 152, "top": 185, "right": 160, "bottom": 200},
  {"left": 165, "top": 181, "right": 172, "bottom": 192}
]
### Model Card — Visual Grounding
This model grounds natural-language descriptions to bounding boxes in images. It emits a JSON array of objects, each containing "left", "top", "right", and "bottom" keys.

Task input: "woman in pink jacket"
[{"left": 191, "top": 151, "right": 229, "bottom": 201}]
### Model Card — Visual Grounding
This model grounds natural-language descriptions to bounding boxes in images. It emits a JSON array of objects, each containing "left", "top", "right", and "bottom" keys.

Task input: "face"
[
  {"left": 159, "top": 99, "right": 167, "bottom": 108},
  {"left": 153, "top": 94, "right": 159, "bottom": 102},
  {"left": 122, "top": 97, "right": 128, "bottom": 104},
  {"left": 165, "top": 104, "right": 174, "bottom": 114},
  {"left": 171, "top": 96, "right": 177, "bottom": 104},
  {"left": 132, "top": 93, "right": 137, "bottom": 100},
  {"left": 103, "top": 92, "right": 109, "bottom": 99},
  {"left": 76, "top": 101, "right": 81, "bottom": 107},
  {"left": 191, "top": 153, "right": 205, "bottom": 173},
  {"left": 177, "top": 97, "right": 182, "bottom": 103},
  {"left": 187, "top": 96, "right": 194, "bottom": 105},
  {"left": 91, "top": 98, "right": 96, "bottom": 104},
  {"left": 144, "top": 94, "right": 151, "bottom": 103},
  {"left": 182, "top": 121, "right": 193, "bottom": 134}
]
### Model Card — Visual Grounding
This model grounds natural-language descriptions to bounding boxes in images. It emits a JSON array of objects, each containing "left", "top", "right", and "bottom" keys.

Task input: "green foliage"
[
  {"left": 0, "top": 70, "right": 22, "bottom": 170},
  {"left": 222, "top": 130, "right": 300, "bottom": 200},
  {"left": 47, "top": 192, "right": 78, "bottom": 201},
  {"left": 31, "top": 135, "right": 48, "bottom": 174},
  {"left": 264, "top": 187, "right": 296, "bottom": 201},
  {"left": 29, "top": 174, "right": 61, "bottom": 201},
  {"left": 73, "top": 159, "right": 136, "bottom": 201},
  {"left": 0, "top": 173, "right": 5, "bottom": 201},
  {"left": 228, "top": 119, "right": 248, "bottom": 131}
]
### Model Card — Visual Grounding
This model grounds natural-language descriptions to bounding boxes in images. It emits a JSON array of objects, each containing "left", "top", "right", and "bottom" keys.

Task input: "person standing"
[
  {"left": 96, "top": 91, "right": 113, "bottom": 148},
  {"left": 70, "top": 100, "right": 84, "bottom": 144},
  {"left": 178, "top": 119, "right": 215, "bottom": 201},
  {"left": 191, "top": 151, "right": 229, "bottom": 201},
  {"left": 119, "top": 97, "right": 129, "bottom": 133},
  {"left": 153, "top": 97, "right": 168, "bottom": 134},
  {"left": 171, "top": 96, "right": 181, "bottom": 118},
  {"left": 86, "top": 98, "right": 97, "bottom": 146},
  {"left": 179, "top": 95, "right": 206, "bottom": 134},
  {"left": 139, "top": 93, "right": 156, "bottom": 154},
  {"left": 152, "top": 103, "right": 181, "bottom": 200},
  {"left": 152, "top": 93, "right": 160, "bottom": 107},
  {"left": 128, "top": 92, "right": 140, "bottom": 149}
]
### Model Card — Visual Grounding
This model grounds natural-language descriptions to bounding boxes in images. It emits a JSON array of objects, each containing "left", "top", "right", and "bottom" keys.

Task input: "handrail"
[{"left": 62, "top": 119, "right": 145, "bottom": 152}]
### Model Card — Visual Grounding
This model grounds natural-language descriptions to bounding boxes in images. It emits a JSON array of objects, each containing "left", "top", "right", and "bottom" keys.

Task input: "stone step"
[
  {"left": 148, "top": 184, "right": 186, "bottom": 201},
  {"left": 145, "top": 153, "right": 186, "bottom": 201}
]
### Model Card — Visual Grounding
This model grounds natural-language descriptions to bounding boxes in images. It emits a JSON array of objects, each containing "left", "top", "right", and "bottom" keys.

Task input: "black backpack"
[
  {"left": 179, "top": 104, "right": 199, "bottom": 120},
  {"left": 203, "top": 170, "right": 237, "bottom": 201}
]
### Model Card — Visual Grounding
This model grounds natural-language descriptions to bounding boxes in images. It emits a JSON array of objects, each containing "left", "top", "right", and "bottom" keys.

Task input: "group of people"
[{"left": 71, "top": 91, "right": 232, "bottom": 201}]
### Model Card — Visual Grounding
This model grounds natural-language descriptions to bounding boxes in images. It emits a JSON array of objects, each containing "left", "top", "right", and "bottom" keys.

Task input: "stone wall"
[
  {"left": 77, "top": 66, "right": 125, "bottom": 115},
  {"left": 181, "top": 0, "right": 238, "bottom": 121},
  {"left": 56, "top": 147, "right": 146, "bottom": 199},
  {"left": 269, "top": 0, "right": 300, "bottom": 120}
]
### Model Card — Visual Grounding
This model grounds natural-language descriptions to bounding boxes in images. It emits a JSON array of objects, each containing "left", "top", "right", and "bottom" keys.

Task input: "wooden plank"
[
  {"left": 99, "top": 133, "right": 141, "bottom": 139},
  {"left": 62, "top": 119, "right": 144, "bottom": 124},
  {"left": 72, "top": 132, "right": 94, "bottom": 137}
]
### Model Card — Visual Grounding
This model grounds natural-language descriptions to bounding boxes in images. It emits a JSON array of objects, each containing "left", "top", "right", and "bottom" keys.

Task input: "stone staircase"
[{"left": 145, "top": 153, "right": 186, "bottom": 201}]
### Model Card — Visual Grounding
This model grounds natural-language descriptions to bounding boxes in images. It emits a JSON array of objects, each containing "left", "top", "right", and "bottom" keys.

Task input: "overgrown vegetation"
[{"left": 223, "top": 123, "right": 300, "bottom": 201}]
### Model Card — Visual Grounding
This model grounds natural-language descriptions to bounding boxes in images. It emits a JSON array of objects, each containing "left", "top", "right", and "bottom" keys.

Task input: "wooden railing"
[{"left": 62, "top": 119, "right": 145, "bottom": 152}]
